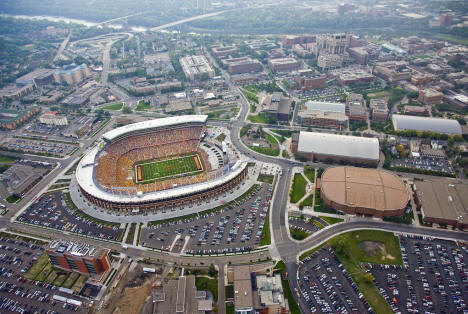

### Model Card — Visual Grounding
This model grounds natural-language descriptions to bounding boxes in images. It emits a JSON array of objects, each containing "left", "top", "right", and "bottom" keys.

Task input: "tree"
[
  {"left": 208, "top": 264, "right": 216, "bottom": 277},
  {"left": 364, "top": 273, "right": 374, "bottom": 283},
  {"left": 122, "top": 106, "right": 132, "bottom": 114}
]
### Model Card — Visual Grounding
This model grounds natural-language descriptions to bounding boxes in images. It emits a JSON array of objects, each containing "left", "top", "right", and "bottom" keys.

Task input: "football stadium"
[{"left": 76, "top": 115, "right": 248, "bottom": 212}]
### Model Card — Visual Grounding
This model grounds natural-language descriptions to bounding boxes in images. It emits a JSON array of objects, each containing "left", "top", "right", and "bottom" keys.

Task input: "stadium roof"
[
  {"left": 304, "top": 101, "right": 346, "bottom": 114},
  {"left": 76, "top": 146, "right": 247, "bottom": 204},
  {"left": 392, "top": 114, "right": 462, "bottom": 135},
  {"left": 297, "top": 131, "right": 380, "bottom": 161},
  {"left": 102, "top": 115, "right": 208, "bottom": 142}
]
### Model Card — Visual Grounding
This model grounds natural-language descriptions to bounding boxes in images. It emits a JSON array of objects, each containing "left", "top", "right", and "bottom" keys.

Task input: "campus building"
[{"left": 46, "top": 240, "right": 110, "bottom": 275}]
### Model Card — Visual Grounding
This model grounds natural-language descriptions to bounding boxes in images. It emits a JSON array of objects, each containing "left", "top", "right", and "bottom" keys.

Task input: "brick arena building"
[{"left": 318, "top": 166, "right": 409, "bottom": 217}]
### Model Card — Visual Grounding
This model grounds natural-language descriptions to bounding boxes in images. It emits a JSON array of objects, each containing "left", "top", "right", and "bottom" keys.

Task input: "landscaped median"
[
  {"left": 299, "top": 230, "right": 402, "bottom": 314},
  {"left": 290, "top": 173, "right": 307, "bottom": 203}
]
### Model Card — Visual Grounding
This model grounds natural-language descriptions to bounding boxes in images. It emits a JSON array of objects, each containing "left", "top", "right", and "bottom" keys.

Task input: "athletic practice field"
[{"left": 135, "top": 154, "right": 204, "bottom": 183}]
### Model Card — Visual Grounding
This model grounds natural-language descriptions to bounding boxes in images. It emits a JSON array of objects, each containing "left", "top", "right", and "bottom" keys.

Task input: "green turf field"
[{"left": 136, "top": 154, "right": 203, "bottom": 183}]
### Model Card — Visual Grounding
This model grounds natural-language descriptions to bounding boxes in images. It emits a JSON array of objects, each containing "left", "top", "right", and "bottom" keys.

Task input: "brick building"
[{"left": 46, "top": 240, "right": 110, "bottom": 276}]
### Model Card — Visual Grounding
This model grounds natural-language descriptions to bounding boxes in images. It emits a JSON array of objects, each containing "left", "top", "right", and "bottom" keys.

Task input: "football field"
[{"left": 135, "top": 154, "right": 203, "bottom": 183}]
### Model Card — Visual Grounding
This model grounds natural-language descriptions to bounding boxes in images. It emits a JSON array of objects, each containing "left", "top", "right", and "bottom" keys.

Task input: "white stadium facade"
[{"left": 76, "top": 115, "right": 248, "bottom": 212}]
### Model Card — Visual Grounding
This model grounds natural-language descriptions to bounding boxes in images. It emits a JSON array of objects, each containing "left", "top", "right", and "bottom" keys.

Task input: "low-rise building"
[
  {"left": 222, "top": 57, "right": 263, "bottom": 74},
  {"left": 299, "top": 101, "right": 348, "bottom": 129},
  {"left": 0, "top": 107, "right": 41, "bottom": 130},
  {"left": 392, "top": 115, "right": 462, "bottom": 135},
  {"left": 0, "top": 84, "right": 35, "bottom": 101},
  {"left": 211, "top": 45, "right": 238, "bottom": 57},
  {"left": 292, "top": 131, "right": 380, "bottom": 166},
  {"left": 179, "top": 55, "right": 215, "bottom": 80},
  {"left": 329, "top": 67, "right": 375, "bottom": 86},
  {"left": 348, "top": 105, "right": 367, "bottom": 121},
  {"left": 417, "top": 88, "right": 443, "bottom": 105},
  {"left": 293, "top": 74, "right": 327, "bottom": 90},
  {"left": 369, "top": 98, "right": 389, "bottom": 121},
  {"left": 268, "top": 57, "right": 300, "bottom": 72},
  {"left": 317, "top": 54, "right": 344, "bottom": 71},
  {"left": 261, "top": 92, "right": 292, "bottom": 122},
  {"left": 403, "top": 105, "right": 429, "bottom": 116},
  {"left": 39, "top": 112, "right": 68, "bottom": 126}
]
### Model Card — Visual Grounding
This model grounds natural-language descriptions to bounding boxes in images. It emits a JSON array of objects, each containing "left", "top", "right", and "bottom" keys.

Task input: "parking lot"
[
  {"left": 391, "top": 156, "right": 454, "bottom": 175},
  {"left": 298, "top": 247, "right": 372, "bottom": 314},
  {"left": 17, "top": 191, "right": 124, "bottom": 242},
  {"left": 140, "top": 183, "right": 272, "bottom": 255},
  {"left": 288, "top": 216, "right": 321, "bottom": 235},
  {"left": 368, "top": 234, "right": 468, "bottom": 314},
  {"left": 0, "top": 233, "right": 87, "bottom": 314},
  {"left": 25, "top": 116, "right": 94, "bottom": 140},
  {"left": 1, "top": 137, "right": 78, "bottom": 158}
]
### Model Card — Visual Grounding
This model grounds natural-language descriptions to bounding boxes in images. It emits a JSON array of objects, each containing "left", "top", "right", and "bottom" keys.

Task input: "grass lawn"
[
  {"left": 35, "top": 263, "right": 53, "bottom": 281},
  {"left": 136, "top": 154, "right": 202, "bottom": 183},
  {"left": 0, "top": 156, "right": 16, "bottom": 163},
  {"left": 281, "top": 274, "right": 301, "bottom": 314},
  {"left": 225, "top": 285, "right": 234, "bottom": 299},
  {"left": 248, "top": 145, "right": 280, "bottom": 157},
  {"left": 257, "top": 174, "right": 274, "bottom": 184},
  {"left": 24, "top": 253, "right": 49, "bottom": 280},
  {"left": 6, "top": 194, "right": 21, "bottom": 203},
  {"left": 320, "top": 216, "right": 344, "bottom": 225},
  {"left": 432, "top": 33, "right": 468, "bottom": 46},
  {"left": 54, "top": 274, "right": 67, "bottom": 286},
  {"left": 290, "top": 173, "right": 307, "bottom": 203},
  {"left": 329, "top": 230, "right": 402, "bottom": 314},
  {"left": 299, "top": 195, "right": 313, "bottom": 209},
  {"left": 125, "top": 223, "right": 137, "bottom": 245},
  {"left": 215, "top": 133, "right": 226, "bottom": 142},
  {"left": 135, "top": 100, "right": 151, "bottom": 112},
  {"left": 101, "top": 102, "right": 123, "bottom": 110},
  {"left": 62, "top": 272, "right": 80, "bottom": 289},
  {"left": 259, "top": 207, "right": 271, "bottom": 246},
  {"left": 290, "top": 227, "right": 311, "bottom": 241},
  {"left": 303, "top": 166, "right": 315, "bottom": 182},
  {"left": 310, "top": 219, "right": 324, "bottom": 229},
  {"left": 195, "top": 277, "right": 218, "bottom": 301},
  {"left": 72, "top": 275, "right": 88, "bottom": 292},
  {"left": 248, "top": 114, "right": 268, "bottom": 124},
  {"left": 226, "top": 302, "right": 234, "bottom": 314}
]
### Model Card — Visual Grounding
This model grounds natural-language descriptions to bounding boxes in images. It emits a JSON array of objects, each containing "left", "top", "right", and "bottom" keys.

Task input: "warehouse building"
[
  {"left": 414, "top": 180, "right": 468, "bottom": 229},
  {"left": 291, "top": 131, "right": 380, "bottom": 166},
  {"left": 392, "top": 115, "right": 462, "bottom": 135},
  {"left": 319, "top": 166, "right": 409, "bottom": 217}
]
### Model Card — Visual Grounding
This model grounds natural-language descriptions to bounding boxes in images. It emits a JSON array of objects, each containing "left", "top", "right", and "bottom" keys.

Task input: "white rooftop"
[
  {"left": 102, "top": 115, "right": 207, "bottom": 142},
  {"left": 297, "top": 131, "right": 380, "bottom": 161},
  {"left": 392, "top": 114, "right": 462, "bottom": 135}
]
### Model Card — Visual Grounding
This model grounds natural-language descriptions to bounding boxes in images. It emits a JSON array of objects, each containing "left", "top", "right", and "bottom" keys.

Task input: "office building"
[
  {"left": 222, "top": 57, "right": 263, "bottom": 74},
  {"left": 54, "top": 64, "right": 91, "bottom": 85},
  {"left": 293, "top": 74, "right": 327, "bottom": 90},
  {"left": 418, "top": 88, "right": 443, "bottom": 105},
  {"left": 268, "top": 57, "right": 300, "bottom": 72},
  {"left": 179, "top": 55, "right": 215, "bottom": 80},
  {"left": 46, "top": 240, "right": 110, "bottom": 275},
  {"left": 369, "top": 98, "right": 389, "bottom": 121}
]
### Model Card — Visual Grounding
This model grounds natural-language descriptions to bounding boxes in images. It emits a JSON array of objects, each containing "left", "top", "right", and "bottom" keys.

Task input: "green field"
[{"left": 136, "top": 154, "right": 203, "bottom": 183}]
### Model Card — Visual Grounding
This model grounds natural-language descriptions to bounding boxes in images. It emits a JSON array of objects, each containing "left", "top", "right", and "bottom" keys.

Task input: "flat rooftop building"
[
  {"left": 320, "top": 166, "right": 409, "bottom": 217},
  {"left": 292, "top": 131, "right": 380, "bottom": 166},
  {"left": 392, "top": 115, "right": 462, "bottom": 135},
  {"left": 268, "top": 57, "right": 300, "bottom": 72},
  {"left": 414, "top": 180, "right": 468, "bottom": 228},
  {"left": 179, "top": 55, "right": 215, "bottom": 80}
]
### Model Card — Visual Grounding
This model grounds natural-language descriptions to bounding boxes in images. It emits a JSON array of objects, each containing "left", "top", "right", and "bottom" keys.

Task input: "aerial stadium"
[{"left": 76, "top": 115, "right": 248, "bottom": 213}]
